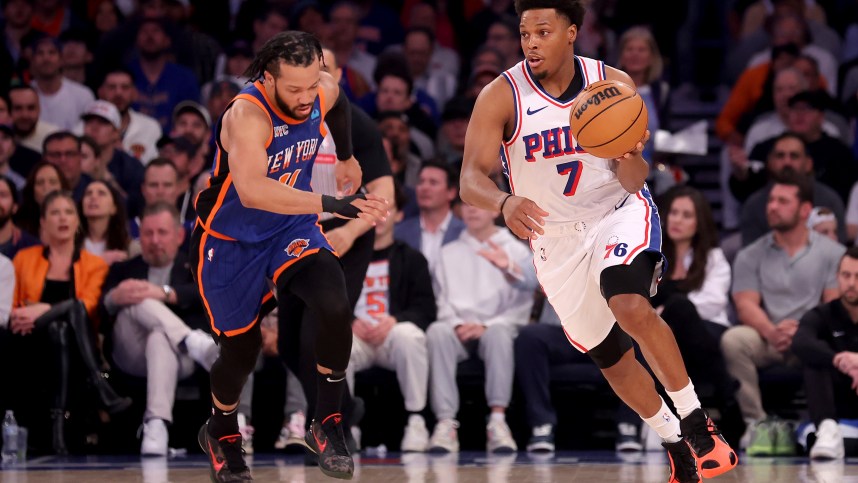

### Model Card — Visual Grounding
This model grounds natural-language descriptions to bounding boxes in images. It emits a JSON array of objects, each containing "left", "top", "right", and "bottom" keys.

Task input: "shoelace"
[
  {"left": 685, "top": 419, "right": 719, "bottom": 455},
  {"left": 220, "top": 438, "right": 250, "bottom": 472}
]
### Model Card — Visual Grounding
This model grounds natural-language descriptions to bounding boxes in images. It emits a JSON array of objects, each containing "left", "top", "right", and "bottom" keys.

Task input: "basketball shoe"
[
  {"left": 304, "top": 413, "right": 354, "bottom": 480},
  {"left": 662, "top": 440, "right": 701, "bottom": 483},
  {"left": 680, "top": 408, "right": 738, "bottom": 478},
  {"left": 198, "top": 421, "right": 252, "bottom": 482}
]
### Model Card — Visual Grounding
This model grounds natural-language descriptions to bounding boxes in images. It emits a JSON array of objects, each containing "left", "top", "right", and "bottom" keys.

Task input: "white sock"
[
  {"left": 666, "top": 379, "right": 702, "bottom": 419},
  {"left": 641, "top": 397, "right": 681, "bottom": 443},
  {"left": 489, "top": 412, "right": 505, "bottom": 423}
]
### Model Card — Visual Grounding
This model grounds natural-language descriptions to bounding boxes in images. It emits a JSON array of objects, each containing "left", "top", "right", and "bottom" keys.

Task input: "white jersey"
[{"left": 501, "top": 56, "right": 628, "bottom": 226}]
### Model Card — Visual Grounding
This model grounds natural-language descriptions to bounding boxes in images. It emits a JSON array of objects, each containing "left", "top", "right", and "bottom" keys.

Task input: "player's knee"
[
  {"left": 220, "top": 328, "right": 263, "bottom": 374},
  {"left": 587, "top": 323, "right": 633, "bottom": 369},
  {"left": 608, "top": 293, "right": 654, "bottom": 333}
]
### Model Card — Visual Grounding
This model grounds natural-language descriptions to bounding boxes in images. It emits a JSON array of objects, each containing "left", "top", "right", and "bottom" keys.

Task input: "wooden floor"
[{"left": 1, "top": 452, "right": 856, "bottom": 482}]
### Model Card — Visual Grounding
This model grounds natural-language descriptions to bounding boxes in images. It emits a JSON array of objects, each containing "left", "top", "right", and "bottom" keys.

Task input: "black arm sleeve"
[
  {"left": 792, "top": 308, "right": 837, "bottom": 369},
  {"left": 351, "top": 105, "right": 393, "bottom": 184},
  {"left": 326, "top": 87, "right": 353, "bottom": 161}
]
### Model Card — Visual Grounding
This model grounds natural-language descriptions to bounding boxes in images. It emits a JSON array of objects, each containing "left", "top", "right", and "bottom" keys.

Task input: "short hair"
[
  {"left": 7, "top": 83, "right": 37, "bottom": 101},
  {"left": 141, "top": 200, "right": 181, "bottom": 226},
  {"left": 514, "top": 0, "right": 587, "bottom": 28},
  {"left": 243, "top": 31, "right": 323, "bottom": 81},
  {"left": 419, "top": 159, "right": 457, "bottom": 189},
  {"left": 373, "top": 52, "right": 414, "bottom": 94},
  {"left": 144, "top": 157, "right": 179, "bottom": 177},
  {"left": 841, "top": 246, "right": 858, "bottom": 266},
  {"left": 0, "top": 176, "right": 18, "bottom": 204},
  {"left": 404, "top": 26, "right": 435, "bottom": 46},
  {"left": 768, "top": 132, "right": 808, "bottom": 158},
  {"left": 99, "top": 66, "right": 136, "bottom": 87},
  {"left": 43, "top": 131, "right": 81, "bottom": 153},
  {"left": 771, "top": 168, "right": 814, "bottom": 205}
]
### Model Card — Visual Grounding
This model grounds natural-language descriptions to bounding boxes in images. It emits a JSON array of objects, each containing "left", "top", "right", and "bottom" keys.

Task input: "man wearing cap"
[
  {"left": 82, "top": 100, "right": 145, "bottom": 214},
  {"left": 170, "top": 101, "right": 211, "bottom": 147},
  {"left": 28, "top": 35, "right": 95, "bottom": 130},
  {"left": 97, "top": 67, "right": 163, "bottom": 165},
  {"left": 0, "top": 123, "right": 27, "bottom": 190}
]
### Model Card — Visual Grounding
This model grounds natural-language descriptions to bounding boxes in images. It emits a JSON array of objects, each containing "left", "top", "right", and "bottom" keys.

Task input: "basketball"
[{"left": 568, "top": 79, "right": 648, "bottom": 159}]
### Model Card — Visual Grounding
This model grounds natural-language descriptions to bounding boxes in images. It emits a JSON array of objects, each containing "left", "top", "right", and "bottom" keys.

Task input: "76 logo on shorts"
[{"left": 604, "top": 235, "right": 628, "bottom": 259}]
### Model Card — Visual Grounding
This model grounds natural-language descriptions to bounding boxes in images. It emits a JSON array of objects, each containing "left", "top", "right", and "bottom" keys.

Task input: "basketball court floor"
[{"left": 1, "top": 451, "right": 856, "bottom": 482}]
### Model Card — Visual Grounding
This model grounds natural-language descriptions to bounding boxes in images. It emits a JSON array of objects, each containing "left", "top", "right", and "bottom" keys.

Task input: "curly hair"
[
  {"left": 243, "top": 30, "right": 323, "bottom": 81},
  {"left": 514, "top": 0, "right": 587, "bottom": 28}
]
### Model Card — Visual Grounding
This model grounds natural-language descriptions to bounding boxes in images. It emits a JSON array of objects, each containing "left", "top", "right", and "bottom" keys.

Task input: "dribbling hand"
[
  {"left": 501, "top": 195, "right": 549, "bottom": 240},
  {"left": 615, "top": 129, "right": 650, "bottom": 161}
]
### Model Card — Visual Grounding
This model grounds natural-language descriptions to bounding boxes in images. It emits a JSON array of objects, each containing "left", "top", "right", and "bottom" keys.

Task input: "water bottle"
[{"left": 2, "top": 410, "right": 19, "bottom": 464}]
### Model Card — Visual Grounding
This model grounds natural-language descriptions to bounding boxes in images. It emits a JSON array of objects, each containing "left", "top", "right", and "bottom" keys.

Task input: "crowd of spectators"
[{"left": 0, "top": 0, "right": 858, "bottom": 463}]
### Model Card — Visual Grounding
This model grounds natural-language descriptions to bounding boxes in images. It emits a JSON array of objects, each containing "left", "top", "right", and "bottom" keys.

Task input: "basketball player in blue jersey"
[
  {"left": 192, "top": 31, "right": 387, "bottom": 482},
  {"left": 460, "top": 2, "right": 737, "bottom": 482}
]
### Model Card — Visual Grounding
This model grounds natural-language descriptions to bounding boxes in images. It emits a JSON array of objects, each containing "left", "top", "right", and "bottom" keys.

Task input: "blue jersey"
[{"left": 195, "top": 80, "right": 328, "bottom": 242}]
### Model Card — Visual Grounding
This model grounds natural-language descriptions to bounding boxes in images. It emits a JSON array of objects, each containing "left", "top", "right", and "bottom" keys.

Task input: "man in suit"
[
  {"left": 394, "top": 160, "right": 464, "bottom": 273},
  {"left": 100, "top": 201, "right": 217, "bottom": 456}
]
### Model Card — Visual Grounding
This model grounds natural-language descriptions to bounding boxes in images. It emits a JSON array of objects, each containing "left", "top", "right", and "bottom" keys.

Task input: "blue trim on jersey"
[
  {"left": 600, "top": 61, "right": 606, "bottom": 80},
  {"left": 501, "top": 72, "right": 518, "bottom": 145},
  {"left": 640, "top": 184, "right": 661, "bottom": 251},
  {"left": 524, "top": 56, "right": 586, "bottom": 106},
  {"left": 499, "top": 146, "right": 510, "bottom": 180}
]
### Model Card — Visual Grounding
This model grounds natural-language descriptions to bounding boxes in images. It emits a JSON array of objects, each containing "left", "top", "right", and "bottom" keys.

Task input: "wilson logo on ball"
[{"left": 572, "top": 86, "right": 623, "bottom": 120}]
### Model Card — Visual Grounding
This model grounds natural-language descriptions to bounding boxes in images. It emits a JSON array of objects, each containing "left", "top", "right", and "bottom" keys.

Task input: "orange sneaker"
[
  {"left": 680, "top": 408, "right": 738, "bottom": 478},
  {"left": 662, "top": 440, "right": 701, "bottom": 483}
]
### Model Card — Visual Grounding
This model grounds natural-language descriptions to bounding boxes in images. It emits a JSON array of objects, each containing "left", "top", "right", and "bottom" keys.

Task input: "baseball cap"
[
  {"left": 173, "top": 100, "right": 212, "bottom": 128},
  {"left": 441, "top": 97, "right": 474, "bottom": 122},
  {"left": 81, "top": 100, "right": 121, "bottom": 129},
  {"left": 788, "top": 90, "right": 828, "bottom": 111},
  {"left": 156, "top": 135, "right": 197, "bottom": 157}
]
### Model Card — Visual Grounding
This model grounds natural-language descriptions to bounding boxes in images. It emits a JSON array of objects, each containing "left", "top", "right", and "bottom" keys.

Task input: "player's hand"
[
  {"left": 501, "top": 196, "right": 548, "bottom": 240},
  {"left": 834, "top": 352, "right": 858, "bottom": 374},
  {"left": 335, "top": 156, "right": 363, "bottom": 196},
  {"left": 615, "top": 130, "right": 650, "bottom": 161},
  {"left": 323, "top": 193, "right": 389, "bottom": 223}
]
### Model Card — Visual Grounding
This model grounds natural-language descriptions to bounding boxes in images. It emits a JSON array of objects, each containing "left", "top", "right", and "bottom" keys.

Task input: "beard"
[
  {"left": 274, "top": 81, "right": 315, "bottom": 121},
  {"left": 842, "top": 291, "right": 858, "bottom": 307},
  {"left": 768, "top": 212, "right": 800, "bottom": 232},
  {"left": 0, "top": 211, "right": 11, "bottom": 228},
  {"left": 140, "top": 48, "right": 166, "bottom": 61}
]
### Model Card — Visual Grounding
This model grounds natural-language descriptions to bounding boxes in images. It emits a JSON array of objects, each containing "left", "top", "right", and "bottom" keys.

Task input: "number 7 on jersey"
[{"left": 556, "top": 161, "right": 583, "bottom": 197}]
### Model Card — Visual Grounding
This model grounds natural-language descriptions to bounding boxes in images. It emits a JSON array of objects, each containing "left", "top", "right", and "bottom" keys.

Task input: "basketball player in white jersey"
[{"left": 460, "top": 2, "right": 737, "bottom": 482}]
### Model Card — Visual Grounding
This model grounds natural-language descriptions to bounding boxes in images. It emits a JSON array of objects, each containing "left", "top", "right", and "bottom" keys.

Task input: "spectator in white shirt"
[
  {"left": 0, "top": 253, "right": 12, "bottom": 329},
  {"left": 28, "top": 35, "right": 94, "bottom": 130},
  {"left": 426, "top": 203, "right": 536, "bottom": 454},
  {"left": 9, "top": 84, "right": 59, "bottom": 154}
]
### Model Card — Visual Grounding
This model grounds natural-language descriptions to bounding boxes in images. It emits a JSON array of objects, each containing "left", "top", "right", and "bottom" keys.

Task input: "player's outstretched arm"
[
  {"left": 223, "top": 99, "right": 387, "bottom": 223},
  {"left": 605, "top": 66, "right": 649, "bottom": 193},
  {"left": 461, "top": 78, "right": 547, "bottom": 240}
]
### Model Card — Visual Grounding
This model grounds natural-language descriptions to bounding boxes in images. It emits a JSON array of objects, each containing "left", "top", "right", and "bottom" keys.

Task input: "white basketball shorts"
[{"left": 531, "top": 188, "right": 664, "bottom": 353}]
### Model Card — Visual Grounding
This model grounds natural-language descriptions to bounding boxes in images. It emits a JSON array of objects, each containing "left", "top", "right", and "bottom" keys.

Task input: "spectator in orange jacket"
[{"left": 5, "top": 190, "right": 130, "bottom": 454}]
